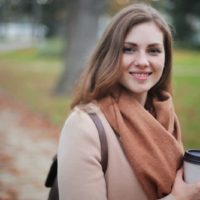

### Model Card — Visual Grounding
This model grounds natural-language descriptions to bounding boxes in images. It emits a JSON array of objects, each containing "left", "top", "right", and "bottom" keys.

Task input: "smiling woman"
[
  {"left": 56, "top": 3, "right": 200, "bottom": 200},
  {"left": 119, "top": 22, "right": 165, "bottom": 105}
]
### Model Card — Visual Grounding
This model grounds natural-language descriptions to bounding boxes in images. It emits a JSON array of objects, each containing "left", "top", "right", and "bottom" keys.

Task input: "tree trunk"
[{"left": 54, "top": 0, "right": 107, "bottom": 95}]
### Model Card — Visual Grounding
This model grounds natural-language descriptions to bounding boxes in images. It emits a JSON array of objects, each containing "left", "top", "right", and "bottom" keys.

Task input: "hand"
[{"left": 171, "top": 168, "right": 200, "bottom": 200}]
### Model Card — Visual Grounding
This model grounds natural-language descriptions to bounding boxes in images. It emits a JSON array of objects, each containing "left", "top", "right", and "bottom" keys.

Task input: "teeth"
[
  {"left": 134, "top": 73, "right": 149, "bottom": 77},
  {"left": 130, "top": 72, "right": 150, "bottom": 77},
  {"left": 129, "top": 72, "right": 151, "bottom": 80}
]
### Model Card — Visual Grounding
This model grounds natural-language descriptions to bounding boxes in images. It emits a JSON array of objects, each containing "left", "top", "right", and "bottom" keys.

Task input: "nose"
[{"left": 134, "top": 51, "right": 149, "bottom": 68}]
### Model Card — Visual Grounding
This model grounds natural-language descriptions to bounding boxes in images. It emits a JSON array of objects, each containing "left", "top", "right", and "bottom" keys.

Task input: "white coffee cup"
[{"left": 183, "top": 149, "right": 200, "bottom": 184}]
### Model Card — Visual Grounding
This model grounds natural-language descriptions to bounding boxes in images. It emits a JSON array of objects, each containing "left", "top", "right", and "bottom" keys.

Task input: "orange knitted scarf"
[{"left": 98, "top": 91, "right": 184, "bottom": 200}]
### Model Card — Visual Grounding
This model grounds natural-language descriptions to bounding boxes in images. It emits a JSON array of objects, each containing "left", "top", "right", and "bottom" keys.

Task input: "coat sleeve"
[{"left": 58, "top": 109, "right": 107, "bottom": 200}]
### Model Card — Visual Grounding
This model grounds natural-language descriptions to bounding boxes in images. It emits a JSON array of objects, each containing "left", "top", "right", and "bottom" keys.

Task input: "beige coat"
[{"left": 58, "top": 103, "right": 176, "bottom": 200}]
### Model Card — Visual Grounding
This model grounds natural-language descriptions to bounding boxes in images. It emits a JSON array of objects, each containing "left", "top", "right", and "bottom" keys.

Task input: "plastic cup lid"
[{"left": 184, "top": 149, "right": 200, "bottom": 165}]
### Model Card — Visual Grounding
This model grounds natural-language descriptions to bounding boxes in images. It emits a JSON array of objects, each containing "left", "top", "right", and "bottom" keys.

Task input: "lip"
[{"left": 129, "top": 71, "right": 152, "bottom": 80}]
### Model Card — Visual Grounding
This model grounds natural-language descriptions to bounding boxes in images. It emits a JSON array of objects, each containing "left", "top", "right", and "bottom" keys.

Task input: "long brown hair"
[{"left": 71, "top": 3, "right": 173, "bottom": 108}]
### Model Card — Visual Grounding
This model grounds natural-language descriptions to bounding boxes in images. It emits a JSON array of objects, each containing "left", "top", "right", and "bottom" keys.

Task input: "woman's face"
[{"left": 119, "top": 22, "right": 165, "bottom": 104}]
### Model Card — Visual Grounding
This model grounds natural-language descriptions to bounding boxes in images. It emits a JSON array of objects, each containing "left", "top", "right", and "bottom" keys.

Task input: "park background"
[{"left": 0, "top": 0, "right": 200, "bottom": 199}]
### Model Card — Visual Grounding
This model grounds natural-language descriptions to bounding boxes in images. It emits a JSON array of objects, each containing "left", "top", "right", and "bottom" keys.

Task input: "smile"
[{"left": 129, "top": 72, "right": 152, "bottom": 80}]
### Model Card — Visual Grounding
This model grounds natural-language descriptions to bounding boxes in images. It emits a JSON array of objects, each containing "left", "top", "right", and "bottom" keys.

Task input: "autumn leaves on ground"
[
  {"left": 0, "top": 91, "right": 59, "bottom": 199},
  {"left": 0, "top": 43, "right": 200, "bottom": 199}
]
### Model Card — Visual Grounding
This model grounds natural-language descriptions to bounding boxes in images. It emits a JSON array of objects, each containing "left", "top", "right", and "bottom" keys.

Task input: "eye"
[
  {"left": 123, "top": 46, "right": 137, "bottom": 54},
  {"left": 148, "top": 48, "right": 162, "bottom": 55}
]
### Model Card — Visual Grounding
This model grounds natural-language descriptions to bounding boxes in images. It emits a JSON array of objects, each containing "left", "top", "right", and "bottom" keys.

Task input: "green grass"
[
  {"left": 174, "top": 48, "right": 200, "bottom": 68},
  {"left": 0, "top": 46, "right": 70, "bottom": 126},
  {"left": 173, "top": 76, "right": 200, "bottom": 148},
  {"left": 173, "top": 49, "right": 200, "bottom": 149},
  {"left": 0, "top": 45, "right": 200, "bottom": 148}
]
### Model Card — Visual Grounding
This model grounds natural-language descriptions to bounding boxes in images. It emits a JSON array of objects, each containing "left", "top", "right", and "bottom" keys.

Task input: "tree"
[
  {"left": 54, "top": 0, "right": 107, "bottom": 95},
  {"left": 40, "top": 0, "right": 67, "bottom": 37},
  {"left": 168, "top": 0, "right": 200, "bottom": 46}
]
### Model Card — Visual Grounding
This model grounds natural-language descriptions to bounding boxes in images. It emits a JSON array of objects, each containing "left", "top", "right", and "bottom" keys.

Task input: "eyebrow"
[
  {"left": 124, "top": 42, "right": 163, "bottom": 47},
  {"left": 124, "top": 42, "right": 137, "bottom": 46}
]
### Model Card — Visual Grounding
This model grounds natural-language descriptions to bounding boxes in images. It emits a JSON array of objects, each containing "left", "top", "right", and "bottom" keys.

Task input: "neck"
[
  {"left": 129, "top": 92, "right": 147, "bottom": 107},
  {"left": 116, "top": 86, "right": 147, "bottom": 107}
]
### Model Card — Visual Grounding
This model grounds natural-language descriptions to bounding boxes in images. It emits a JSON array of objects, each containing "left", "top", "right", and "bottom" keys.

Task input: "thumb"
[{"left": 176, "top": 168, "right": 183, "bottom": 180}]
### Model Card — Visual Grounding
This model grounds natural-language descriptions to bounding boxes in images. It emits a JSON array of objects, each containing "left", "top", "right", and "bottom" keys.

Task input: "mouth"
[{"left": 129, "top": 72, "right": 152, "bottom": 80}]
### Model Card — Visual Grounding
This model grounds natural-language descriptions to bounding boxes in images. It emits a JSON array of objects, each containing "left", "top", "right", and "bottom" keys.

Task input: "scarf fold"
[{"left": 98, "top": 91, "right": 184, "bottom": 200}]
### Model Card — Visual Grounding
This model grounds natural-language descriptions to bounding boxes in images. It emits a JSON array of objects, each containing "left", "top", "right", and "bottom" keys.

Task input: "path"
[{"left": 0, "top": 91, "right": 60, "bottom": 200}]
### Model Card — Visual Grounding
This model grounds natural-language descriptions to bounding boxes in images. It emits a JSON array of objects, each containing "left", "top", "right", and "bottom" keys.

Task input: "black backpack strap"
[
  {"left": 88, "top": 112, "right": 108, "bottom": 173},
  {"left": 45, "top": 112, "right": 108, "bottom": 188},
  {"left": 45, "top": 155, "right": 57, "bottom": 187}
]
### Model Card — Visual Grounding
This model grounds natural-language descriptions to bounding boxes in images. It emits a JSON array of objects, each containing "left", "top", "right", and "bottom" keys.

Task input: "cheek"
[
  {"left": 160, "top": 57, "right": 165, "bottom": 73},
  {"left": 161, "top": 53, "right": 165, "bottom": 66},
  {"left": 154, "top": 55, "right": 165, "bottom": 72},
  {"left": 121, "top": 55, "right": 133, "bottom": 69}
]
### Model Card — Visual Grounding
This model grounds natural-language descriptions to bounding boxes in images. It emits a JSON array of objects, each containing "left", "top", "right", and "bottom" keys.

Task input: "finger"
[{"left": 176, "top": 168, "right": 183, "bottom": 179}]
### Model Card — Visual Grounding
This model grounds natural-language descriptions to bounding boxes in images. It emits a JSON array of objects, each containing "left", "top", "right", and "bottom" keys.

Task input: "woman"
[{"left": 58, "top": 3, "right": 200, "bottom": 200}]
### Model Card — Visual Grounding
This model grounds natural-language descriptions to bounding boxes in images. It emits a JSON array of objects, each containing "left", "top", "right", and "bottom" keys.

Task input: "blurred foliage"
[
  {"left": 169, "top": 0, "right": 200, "bottom": 46},
  {"left": 1, "top": 0, "right": 200, "bottom": 43},
  {"left": 37, "top": 37, "right": 64, "bottom": 58}
]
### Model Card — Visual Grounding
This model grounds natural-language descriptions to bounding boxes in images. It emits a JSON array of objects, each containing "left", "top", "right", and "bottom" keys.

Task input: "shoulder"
[
  {"left": 59, "top": 102, "right": 102, "bottom": 150},
  {"left": 63, "top": 102, "right": 101, "bottom": 133}
]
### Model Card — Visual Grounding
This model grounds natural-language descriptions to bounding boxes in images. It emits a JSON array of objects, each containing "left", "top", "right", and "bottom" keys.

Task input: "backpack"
[{"left": 45, "top": 112, "right": 108, "bottom": 200}]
